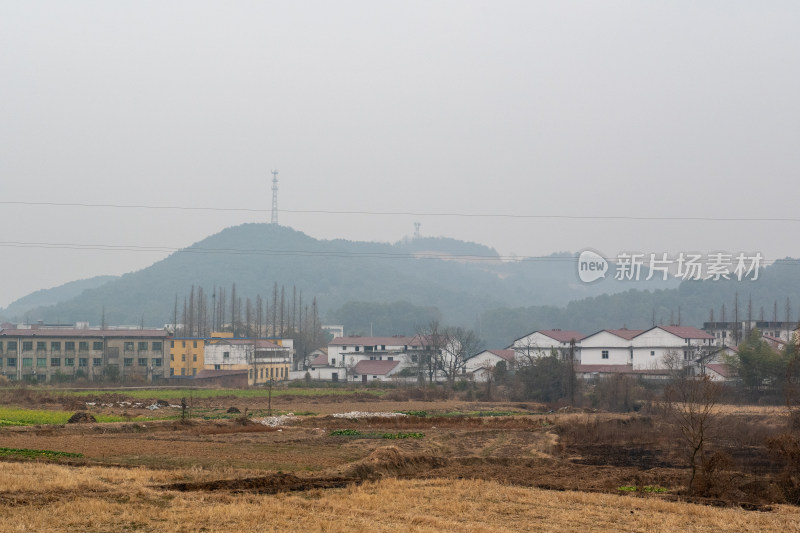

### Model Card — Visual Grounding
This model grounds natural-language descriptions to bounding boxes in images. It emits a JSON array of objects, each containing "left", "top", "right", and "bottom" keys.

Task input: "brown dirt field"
[{"left": 1, "top": 389, "right": 798, "bottom": 530}]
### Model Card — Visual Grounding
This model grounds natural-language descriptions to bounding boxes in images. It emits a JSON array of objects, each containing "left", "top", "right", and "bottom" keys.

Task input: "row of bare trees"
[{"left": 173, "top": 283, "right": 325, "bottom": 365}]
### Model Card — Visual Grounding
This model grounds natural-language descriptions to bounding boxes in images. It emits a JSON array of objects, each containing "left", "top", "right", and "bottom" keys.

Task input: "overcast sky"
[{"left": 1, "top": 1, "right": 799, "bottom": 308}]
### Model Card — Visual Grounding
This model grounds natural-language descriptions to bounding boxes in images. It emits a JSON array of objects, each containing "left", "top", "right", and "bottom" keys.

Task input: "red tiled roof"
[
  {"left": 309, "top": 353, "right": 331, "bottom": 367},
  {"left": 706, "top": 363, "right": 737, "bottom": 379},
  {"left": 0, "top": 328, "right": 167, "bottom": 338},
  {"left": 656, "top": 326, "right": 715, "bottom": 340},
  {"left": 762, "top": 334, "right": 787, "bottom": 346},
  {"left": 487, "top": 349, "right": 515, "bottom": 362},
  {"left": 539, "top": 330, "right": 585, "bottom": 343},
  {"left": 352, "top": 360, "right": 400, "bottom": 376},
  {"left": 329, "top": 336, "right": 415, "bottom": 347},
  {"left": 606, "top": 328, "right": 645, "bottom": 340}
]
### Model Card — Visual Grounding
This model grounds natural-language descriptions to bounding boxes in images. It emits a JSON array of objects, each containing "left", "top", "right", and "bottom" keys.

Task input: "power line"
[
  {"left": 0, "top": 240, "right": 797, "bottom": 267},
  {"left": 2, "top": 200, "right": 800, "bottom": 223}
]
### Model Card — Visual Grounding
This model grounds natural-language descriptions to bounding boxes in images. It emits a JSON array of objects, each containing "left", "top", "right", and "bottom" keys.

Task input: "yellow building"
[{"left": 169, "top": 332, "right": 232, "bottom": 377}]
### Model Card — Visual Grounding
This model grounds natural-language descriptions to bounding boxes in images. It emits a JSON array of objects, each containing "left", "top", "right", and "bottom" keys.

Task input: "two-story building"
[{"left": 204, "top": 338, "right": 292, "bottom": 386}]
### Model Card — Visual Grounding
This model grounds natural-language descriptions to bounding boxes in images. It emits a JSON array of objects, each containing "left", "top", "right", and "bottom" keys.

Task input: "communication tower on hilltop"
[{"left": 270, "top": 169, "right": 279, "bottom": 224}]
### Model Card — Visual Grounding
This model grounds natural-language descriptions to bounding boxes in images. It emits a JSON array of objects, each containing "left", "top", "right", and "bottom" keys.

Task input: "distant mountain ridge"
[
  {"left": 3, "top": 223, "right": 677, "bottom": 328},
  {"left": 0, "top": 275, "right": 118, "bottom": 321}
]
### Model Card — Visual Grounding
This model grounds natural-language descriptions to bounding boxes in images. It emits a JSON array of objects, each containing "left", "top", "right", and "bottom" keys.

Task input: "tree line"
[{"left": 173, "top": 282, "right": 326, "bottom": 366}]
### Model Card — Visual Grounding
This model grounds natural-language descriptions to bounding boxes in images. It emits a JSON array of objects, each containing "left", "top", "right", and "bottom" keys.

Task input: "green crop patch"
[
  {"left": 330, "top": 429, "right": 424, "bottom": 439},
  {"left": 0, "top": 447, "right": 83, "bottom": 460}
]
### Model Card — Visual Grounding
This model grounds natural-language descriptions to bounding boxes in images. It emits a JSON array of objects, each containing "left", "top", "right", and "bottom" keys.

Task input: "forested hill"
[
  {"left": 477, "top": 258, "right": 800, "bottom": 348},
  {"left": 3, "top": 223, "right": 675, "bottom": 327}
]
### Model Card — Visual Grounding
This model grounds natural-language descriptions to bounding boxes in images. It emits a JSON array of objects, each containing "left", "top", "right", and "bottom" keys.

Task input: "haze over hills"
[
  {"left": 1, "top": 223, "right": 674, "bottom": 328},
  {"left": 3, "top": 223, "right": 798, "bottom": 349}
]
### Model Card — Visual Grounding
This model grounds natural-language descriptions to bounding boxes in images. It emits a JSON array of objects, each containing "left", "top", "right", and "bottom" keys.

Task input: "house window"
[
  {"left": 192, "top": 354, "right": 197, "bottom": 362},
  {"left": 79, "top": 358, "right": 88, "bottom": 367},
  {"left": 22, "top": 342, "right": 33, "bottom": 352},
  {"left": 355, "top": 347, "right": 360, "bottom": 351},
  {"left": 152, "top": 342, "right": 162, "bottom": 351},
  {"left": 36, "top": 358, "right": 46, "bottom": 367},
  {"left": 79, "top": 341, "right": 89, "bottom": 351},
  {"left": 124, "top": 358, "right": 133, "bottom": 367},
  {"left": 181, "top": 354, "right": 186, "bottom": 362},
  {"left": 192, "top": 368, "right": 196, "bottom": 376},
  {"left": 65, "top": 342, "right": 75, "bottom": 351},
  {"left": 7, "top": 358, "right": 17, "bottom": 367},
  {"left": 51, "top": 342, "right": 61, "bottom": 351},
  {"left": 411, "top": 354, "right": 418, "bottom": 363},
  {"left": 36, "top": 341, "right": 46, "bottom": 351},
  {"left": 64, "top": 358, "right": 75, "bottom": 367},
  {"left": 51, "top": 358, "right": 61, "bottom": 367},
  {"left": 0, "top": 342, "right": 3, "bottom": 352},
  {"left": 170, "top": 368, "right": 175, "bottom": 376},
  {"left": 7, "top": 341, "right": 17, "bottom": 351},
  {"left": 388, "top": 357, "right": 393, "bottom": 361},
  {"left": 124, "top": 342, "right": 134, "bottom": 352},
  {"left": 214, "top": 364, "right": 220, "bottom": 370},
  {"left": 171, "top": 341, "right": 175, "bottom": 348},
  {"left": 223, "top": 352, "right": 230, "bottom": 359},
  {"left": 93, "top": 341, "right": 103, "bottom": 350},
  {"left": 153, "top": 359, "right": 162, "bottom": 367},
  {"left": 22, "top": 358, "right": 33, "bottom": 368},
  {"left": 193, "top": 341, "right": 197, "bottom": 348},
  {"left": 138, "top": 342, "right": 148, "bottom": 352},
  {"left": 331, "top": 359, "right": 336, "bottom": 365},
  {"left": 601, "top": 350, "right": 609, "bottom": 359},
  {"left": 684, "top": 351, "right": 690, "bottom": 360},
  {"left": 93, "top": 358, "right": 103, "bottom": 366},
  {"left": 180, "top": 368, "right": 185, "bottom": 376},
  {"left": 182, "top": 341, "right": 186, "bottom": 348},
  {"left": 170, "top": 354, "right": 174, "bottom": 361},
  {"left": 138, "top": 358, "right": 147, "bottom": 367},
  {"left": 650, "top": 351, "right": 655, "bottom": 356}
]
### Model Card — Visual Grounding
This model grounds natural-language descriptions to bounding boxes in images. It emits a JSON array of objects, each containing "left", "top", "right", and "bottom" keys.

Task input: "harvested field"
[{"left": 1, "top": 387, "right": 799, "bottom": 530}]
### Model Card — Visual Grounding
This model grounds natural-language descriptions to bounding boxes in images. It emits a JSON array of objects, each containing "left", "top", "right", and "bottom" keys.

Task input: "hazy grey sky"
[{"left": 1, "top": 1, "right": 799, "bottom": 307}]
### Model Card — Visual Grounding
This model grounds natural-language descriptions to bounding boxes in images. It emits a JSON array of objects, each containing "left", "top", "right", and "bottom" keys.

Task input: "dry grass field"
[
  {"left": 1, "top": 387, "right": 800, "bottom": 531},
  {"left": 1, "top": 461, "right": 799, "bottom": 532}
]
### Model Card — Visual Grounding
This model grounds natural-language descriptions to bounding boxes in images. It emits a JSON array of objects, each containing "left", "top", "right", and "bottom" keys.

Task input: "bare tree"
[
  {"left": 664, "top": 374, "right": 724, "bottom": 494},
  {"left": 439, "top": 326, "right": 483, "bottom": 386},
  {"left": 415, "top": 319, "right": 448, "bottom": 383}
]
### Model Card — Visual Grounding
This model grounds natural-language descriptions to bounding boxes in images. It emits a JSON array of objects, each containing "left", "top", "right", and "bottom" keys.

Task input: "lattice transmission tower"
[{"left": 270, "top": 169, "right": 279, "bottom": 224}]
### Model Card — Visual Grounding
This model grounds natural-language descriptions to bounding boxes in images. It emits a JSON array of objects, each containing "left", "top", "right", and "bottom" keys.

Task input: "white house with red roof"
[
  {"left": 351, "top": 360, "right": 402, "bottom": 382},
  {"left": 579, "top": 329, "right": 644, "bottom": 366},
  {"left": 465, "top": 349, "right": 515, "bottom": 382},
  {"left": 630, "top": 325, "right": 715, "bottom": 369},
  {"left": 577, "top": 325, "right": 715, "bottom": 372},
  {"left": 327, "top": 335, "right": 419, "bottom": 369},
  {"left": 509, "top": 329, "right": 585, "bottom": 362}
]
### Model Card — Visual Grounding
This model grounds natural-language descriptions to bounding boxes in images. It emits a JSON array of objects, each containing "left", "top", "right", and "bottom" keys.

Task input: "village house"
[
  {"left": 204, "top": 338, "right": 292, "bottom": 386},
  {"left": 579, "top": 325, "right": 715, "bottom": 371},
  {"left": 465, "top": 349, "right": 515, "bottom": 382},
  {"left": 508, "top": 329, "right": 585, "bottom": 361},
  {"left": 327, "top": 335, "right": 420, "bottom": 370}
]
